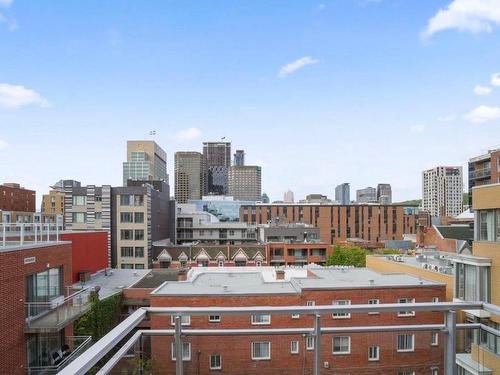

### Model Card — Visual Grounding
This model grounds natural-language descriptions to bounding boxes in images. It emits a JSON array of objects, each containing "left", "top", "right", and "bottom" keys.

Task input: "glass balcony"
[
  {"left": 58, "top": 302, "right": 500, "bottom": 375},
  {"left": 0, "top": 223, "right": 63, "bottom": 249},
  {"left": 26, "top": 336, "right": 92, "bottom": 375},
  {"left": 469, "top": 168, "right": 491, "bottom": 180},
  {"left": 25, "top": 288, "right": 92, "bottom": 333}
]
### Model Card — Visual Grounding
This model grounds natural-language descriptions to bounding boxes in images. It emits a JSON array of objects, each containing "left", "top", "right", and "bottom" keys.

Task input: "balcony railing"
[
  {"left": 469, "top": 168, "right": 491, "bottom": 179},
  {"left": 59, "top": 301, "right": 500, "bottom": 375},
  {"left": 1, "top": 223, "right": 62, "bottom": 248},
  {"left": 25, "top": 288, "right": 92, "bottom": 332},
  {"left": 26, "top": 336, "right": 92, "bottom": 375}
]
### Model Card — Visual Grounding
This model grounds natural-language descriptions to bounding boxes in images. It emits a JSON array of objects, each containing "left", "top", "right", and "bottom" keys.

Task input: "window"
[
  {"left": 120, "top": 247, "right": 134, "bottom": 257},
  {"left": 332, "top": 336, "right": 351, "bottom": 354},
  {"left": 134, "top": 212, "right": 144, "bottom": 223},
  {"left": 135, "top": 247, "right": 144, "bottom": 258},
  {"left": 307, "top": 300, "right": 315, "bottom": 307},
  {"left": 432, "top": 297, "right": 439, "bottom": 303},
  {"left": 120, "top": 195, "right": 132, "bottom": 206},
  {"left": 121, "top": 229, "right": 133, "bottom": 240},
  {"left": 306, "top": 336, "right": 315, "bottom": 350},
  {"left": 332, "top": 300, "right": 351, "bottom": 319},
  {"left": 398, "top": 298, "right": 415, "bottom": 317},
  {"left": 368, "top": 346, "right": 379, "bottom": 361},
  {"left": 209, "top": 354, "right": 221, "bottom": 370},
  {"left": 171, "top": 315, "right": 191, "bottom": 326},
  {"left": 398, "top": 372, "right": 415, "bottom": 375},
  {"left": 134, "top": 195, "right": 144, "bottom": 206},
  {"left": 478, "top": 210, "right": 495, "bottom": 241},
  {"left": 251, "top": 314, "right": 271, "bottom": 325},
  {"left": 431, "top": 369, "right": 438, "bottom": 375},
  {"left": 431, "top": 332, "right": 439, "bottom": 346},
  {"left": 95, "top": 212, "right": 102, "bottom": 220},
  {"left": 120, "top": 212, "right": 133, "bottom": 223},
  {"left": 368, "top": 299, "right": 380, "bottom": 314},
  {"left": 134, "top": 229, "right": 144, "bottom": 240},
  {"left": 135, "top": 264, "right": 144, "bottom": 269},
  {"left": 95, "top": 195, "right": 102, "bottom": 202},
  {"left": 251, "top": 342, "right": 270, "bottom": 360},
  {"left": 208, "top": 315, "right": 220, "bottom": 323},
  {"left": 171, "top": 342, "right": 191, "bottom": 361},
  {"left": 397, "top": 334, "right": 415, "bottom": 352},
  {"left": 72, "top": 212, "right": 86, "bottom": 223},
  {"left": 291, "top": 313, "right": 300, "bottom": 319},
  {"left": 218, "top": 260, "right": 224, "bottom": 267},
  {"left": 290, "top": 341, "right": 299, "bottom": 354},
  {"left": 72, "top": 195, "right": 86, "bottom": 206},
  {"left": 121, "top": 263, "right": 133, "bottom": 269}
]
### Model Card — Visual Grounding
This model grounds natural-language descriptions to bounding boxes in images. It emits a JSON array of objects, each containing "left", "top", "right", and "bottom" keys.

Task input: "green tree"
[{"left": 326, "top": 245, "right": 369, "bottom": 267}]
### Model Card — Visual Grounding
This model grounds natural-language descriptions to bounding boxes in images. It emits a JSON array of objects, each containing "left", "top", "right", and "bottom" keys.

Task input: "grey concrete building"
[
  {"left": 335, "top": 183, "right": 350, "bottom": 204},
  {"left": 422, "top": 166, "right": 463, "bottom": 217},
  {"left": 377, "top": 183, "right": 392, "bottom": 204},
  {"left": 228, "top": 165, "right": 262, "bottom": 201},
  {"left": 258, "top": 222, "right": 320, "bottom": 243},
  {"left": 233, "top": 149, "right": 245, "bottom": 166},
  {"left": 174, "top": 151, "right": 203, "bottom": 203},
  {"left": 356, "top": 186, "right": 377, "bottom": 203}
]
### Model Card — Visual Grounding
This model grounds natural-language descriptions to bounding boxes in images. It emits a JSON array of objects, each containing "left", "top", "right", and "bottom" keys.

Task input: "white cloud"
[
  {"left": 0, "top": 139, "right": 8, "bottom": 150},
  {"left": 422, "top": 0, "right": 500, "bottom": 38},
  {"left": 0, "top": 0, "right": 13, "bottom": 8},
  {"left": 410, "top": 124, "right": 426, "bottom": 133},
  {"left": 491, "top": 72, "right": 500, "bottom": 86},
  {"left": 464, "top": 105, "right": 500, "bottom": 123},
  {"left": 0, "top": 83, "right": 49, "bottom": 109},
  {"left": 278, "top": 56, "right": 319, "bottom": 78},
  {"left": 474, "top": 85, "right": 492, "bottom": 95},
  {"left": 172, "top": 127, "right": 202, "bottom": 142},
  {"left": 0, "top": 13, "right": 17, "bottom": 31},
  {"left": 438, "top": 114, "right": 457, "bottom": 122}
]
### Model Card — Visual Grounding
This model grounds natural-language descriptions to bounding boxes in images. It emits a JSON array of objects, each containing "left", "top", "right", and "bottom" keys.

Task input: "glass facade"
[{"left": 188, "top": 199, "right": 256, "bottom": 222}]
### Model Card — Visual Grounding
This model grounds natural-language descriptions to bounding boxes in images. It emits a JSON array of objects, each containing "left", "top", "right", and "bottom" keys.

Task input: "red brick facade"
[
  {"left": 0, "top": 184, "right": 36, "bottom": 213},
  {"left": 0, "top": 242, "right": 73, "bottom": 374},
  {"left": 240, "top": 204, "right": 418, "bottom": 246},
  {"left": 149, "top": 285, "right": 445, "bottom": 374}
]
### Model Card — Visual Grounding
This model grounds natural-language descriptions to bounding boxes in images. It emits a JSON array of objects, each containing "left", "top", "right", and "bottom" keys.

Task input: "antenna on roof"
[{"left": 149, "top": 130, "right": 157, "bottom": 136}]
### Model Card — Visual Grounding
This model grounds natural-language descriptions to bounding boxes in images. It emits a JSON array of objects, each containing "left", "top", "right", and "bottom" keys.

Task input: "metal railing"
[
  {"left": 469, "top": 167, "right": 491, "bottom": 179},
  {"left": 26, "top": 336, "right": 92, "bottom": 375},
  {"left": 1, "top": 223, "right": 62, "bottom": 248},
  {"left": 25, "top": 288, "right": 92, "bottom": 330},
  {"left": 59, "top": 301, "right": 500, "bottom": 375}
]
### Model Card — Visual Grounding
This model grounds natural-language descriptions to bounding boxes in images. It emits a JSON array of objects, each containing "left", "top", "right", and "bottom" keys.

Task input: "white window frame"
[
  {"left": 431, "top": 332, "right": 439, "bottom": 346},
  {"left": 398, "top": 372, "right": 415, "bottom": 375},
  {"left": 218, "top": 260, "right": 224, "bottom": 267},
  {"left": 251, "top": 314, "right": 271, "bottom": 325},
  {"left": 290, "top": 340, "right": 299, "bottom": 354},
  {"left": 170, "top": 315, "right": 191, "bottom": 326},
  {"left": 397, "top": 334, "right": 415, "bottom": 352},
  {"left": 251, "top": 341, "right": 271, "bottom": 360},
  {"left": 332, "top": 300, "right": 351, "bottom": 319},
  {"left": 431, "top": 368, "right": 438, "bottom": 375},
  {"left": 306, "top": 300, "right": 315, "bottom": 307},
  {"left": 368, "top": 299, "right": 380, "bottom": 315},
  {"left": 432, "top": 297, "right": 439, "bottom": 303},
  {"left": 209, "top": 354, "right": 222, "bottom": 370},
  {"left": 208, "top": 315, "right": 220, "bottom": 323},
  {"left": 306, "top": 336, "right": 315, "bottom": 351},
  {"left": 171, "top": 342, "right": 191, "bottom": 361},
  {"left": 332, "top": 336, "right": 351, "bottom": 355},
  {"left": 398, "top": 298, "right": 416, "bottom": 317},
  {"left": 291, "top": 313, "right": 300, "bottom": 319},
  {"left": 368, "top": 345, "right": 379, "bottom": 361}
]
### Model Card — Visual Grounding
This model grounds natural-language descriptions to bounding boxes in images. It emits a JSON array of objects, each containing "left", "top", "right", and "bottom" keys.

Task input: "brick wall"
[{"left": 0, "top": 242, "right": 72, "bottom": 374}]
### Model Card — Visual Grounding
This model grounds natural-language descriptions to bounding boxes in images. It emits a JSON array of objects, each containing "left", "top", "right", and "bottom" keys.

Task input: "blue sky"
[{"left": 1, "top": 0, "right": 500, "bottom": 205}]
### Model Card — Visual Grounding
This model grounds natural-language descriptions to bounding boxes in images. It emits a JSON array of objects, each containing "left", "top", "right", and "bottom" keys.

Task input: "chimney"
[
  {"left": 276, "top": 270, "right": 285, "bottom": 280},
  {"left": 177, "top": 269, "right": 188, "bottom": 281}
]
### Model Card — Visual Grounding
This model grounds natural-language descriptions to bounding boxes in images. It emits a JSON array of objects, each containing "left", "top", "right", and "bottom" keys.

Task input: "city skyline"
[{"left": 1, "top": 1, "right": 500, "bottom": 204}]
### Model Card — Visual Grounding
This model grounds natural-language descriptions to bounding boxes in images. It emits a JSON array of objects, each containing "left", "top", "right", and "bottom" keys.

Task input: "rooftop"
[{"left": 151, "top": 266, "right": 443, "bottom": 296}]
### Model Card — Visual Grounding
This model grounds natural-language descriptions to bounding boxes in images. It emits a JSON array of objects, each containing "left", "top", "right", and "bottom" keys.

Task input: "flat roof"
[
  {"left": 131, "top": 269, "right": 180, "bottom": 288},
  {"left": 0, "top": 240, "right": 72, "bottom": 253},
  {"left": 74, "top": 268, "right": 150, "bottom": 299},
  {"left": 151, "top": 266, "right": 443, "bottom": 296}
]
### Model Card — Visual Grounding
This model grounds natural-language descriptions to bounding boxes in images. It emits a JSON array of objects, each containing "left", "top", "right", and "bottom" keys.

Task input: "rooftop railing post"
[
  {"left": 313, "top": 314, "right": 321, "bottom": 375},
  {"left": 20, "top": 223, "right": 24, "bottom": 246},
  {"left": 34, "top": 223, "right": 38, "bottom": 244},
  {"left": 444, "top": 310, "right": 457, "bottom": 375},
  {"left": 175, "top": 315, "right": 183, "bottom": 375},
  {"left": 2, "top": 223, "right": 5, "bottom": 247}
]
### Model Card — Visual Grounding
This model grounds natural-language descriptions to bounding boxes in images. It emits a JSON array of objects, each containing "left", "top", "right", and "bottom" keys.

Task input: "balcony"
[
  {"left": 26, "top": 336, "right": 92, "bottom": 375},
  {"left": 1, "top": 223, "right": 62, "bottom": 249},
  {"left": 469, "top": 168, "right": 491, "bottom": 180},
  {"left": 25, "top": 288, "right": 92, "bottom": 333},
  {"left": 59, "top": 301, "right": 500, "bottom": 375}
]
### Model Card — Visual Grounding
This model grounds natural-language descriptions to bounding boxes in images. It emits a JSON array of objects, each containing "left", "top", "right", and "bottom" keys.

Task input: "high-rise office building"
[
  {"left": 228, "top": 166, "right": 262, "bottom": 201},
  {"left": 335, "top": 183, "right": 350, "bottom": 204},
  {"left": 283, "top": 190, "right": 294, "bottom": 203},
  {"left": 356, "top": 187, "right": 377, "bottom": 203},
  {"left": 467, "top": 148, "right": 500, "bottom": 206},
  {"left": 123, "top": 140, "right": 168, "bottom": 185},
  {"left": 377, "top": 183, "right": 392, "bottom": 204},
  {"left": 261, "top": 192, "right": 270, "bottom": 203},
  {"left": 175, "top": 152, "right": 203, "bottom": 203},
  {"left": 233, "top": 149, "right": 245, "bottom": 166},
  {"left": 203, "top": 141, "right": 231, "bottom": 195},
  {"left": 422, "top": 166, "right": 463, "bottom": 217}
]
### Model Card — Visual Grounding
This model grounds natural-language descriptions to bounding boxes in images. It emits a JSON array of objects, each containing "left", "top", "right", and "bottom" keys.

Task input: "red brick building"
[
  {"left": 148, "top": 267, "right": 446, "bottom": 375},
  {"left": 240, "top": 204, "right": 419, "bottom": 247},
  {"left": 0, "top": 183, "right": 36, "bottom": 222}
]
